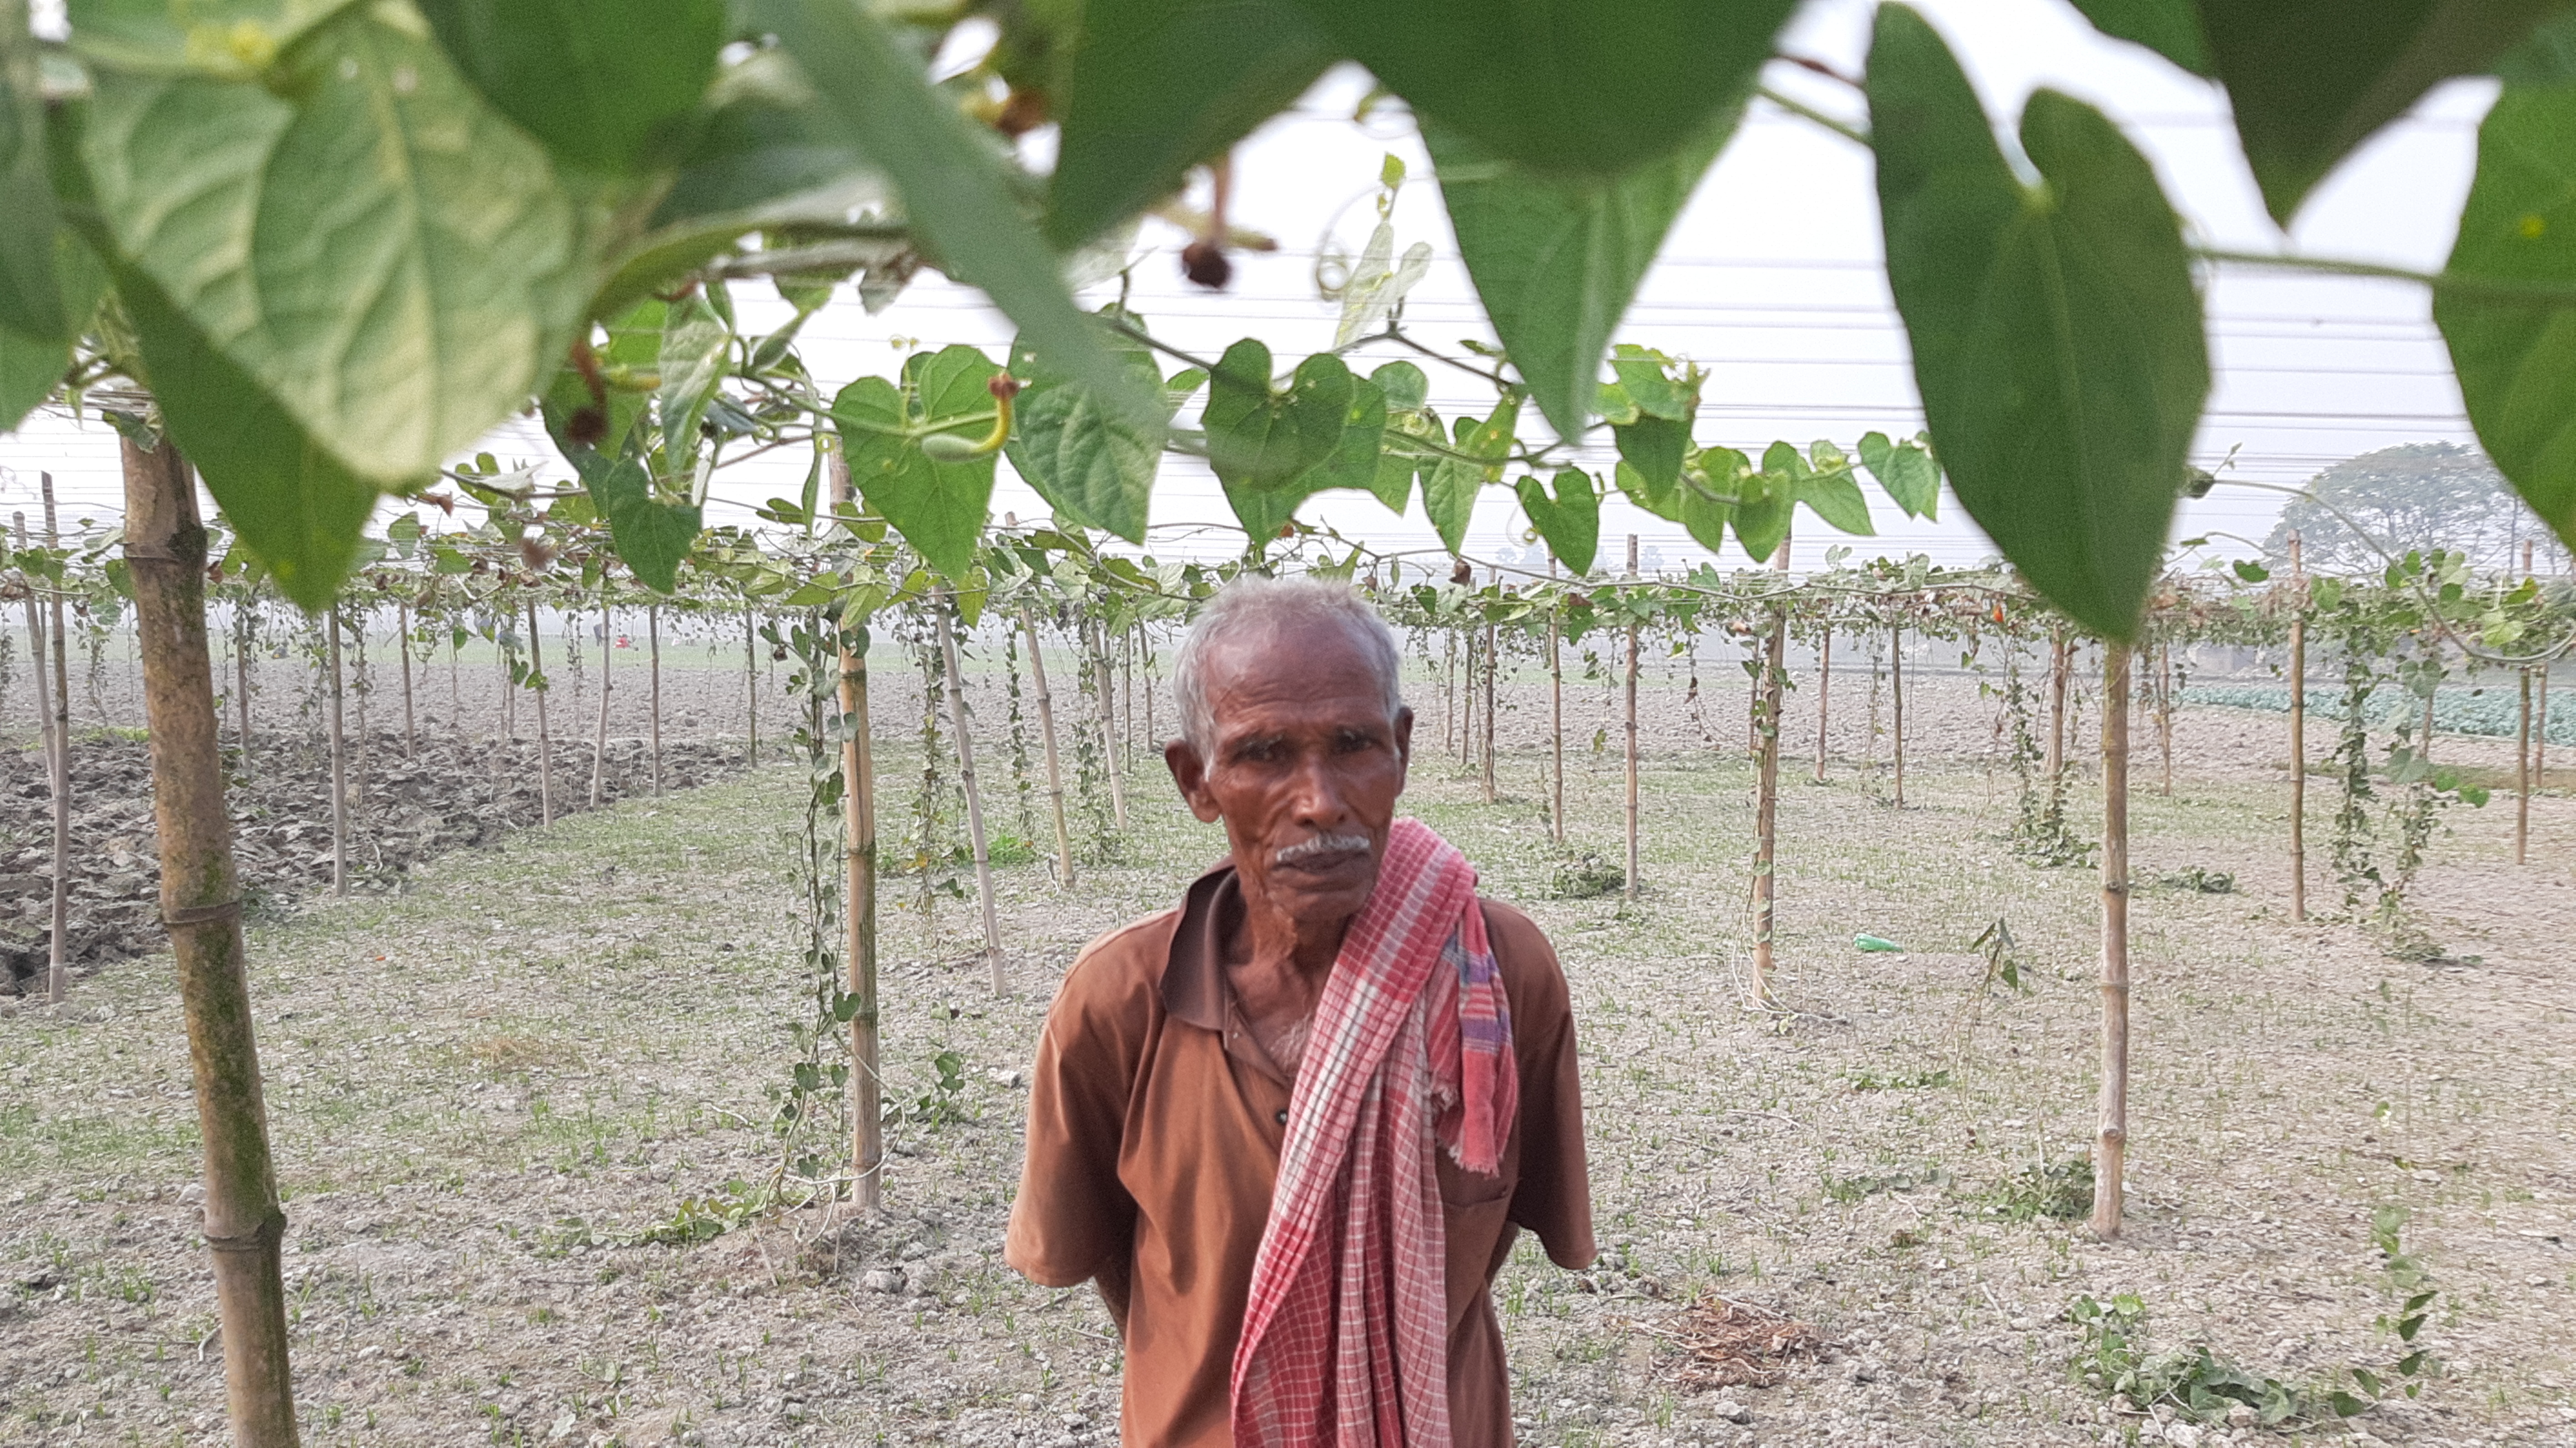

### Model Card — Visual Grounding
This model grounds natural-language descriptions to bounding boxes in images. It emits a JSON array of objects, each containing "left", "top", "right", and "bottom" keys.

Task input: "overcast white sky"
[{"left": 0, "top": 0, "right": 2517, "bottom": 575}]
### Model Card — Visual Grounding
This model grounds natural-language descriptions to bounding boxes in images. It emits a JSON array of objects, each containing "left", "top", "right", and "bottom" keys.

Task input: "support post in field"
[
  {"left": 1022, "top": 613, "right": 1076, "bottom": 888},
  {"left": 1889, "top": 621, "right": 1907, "bottom": 808},
  {"left": 828, "top": 458, "right": 881, "bottom": 1207},
  {"left": 648, "top": 604, "right": 664, "bottom": 798},
  {"left": 2518, "top": 668, "right": 2533, "bottom": 866},
  {"left": 938, "top": 597, "right": 1006, "bottom": 996},
  {"left": 2288, "top": 534, "right": 2307, "bottom": 922},
  {"left": 41, "top": 481, "right": 72, "bottom": 1001},
  {"left": 529, "top": 601, "right": 553, "bottom": 827},
  {"left": 1752, "top": 533, "right": 1789, "bottom": 1007},
  {"left": 1548, "top": 558, "right": 1565, "bottom": 847},
  {"left": 236, "top": 591, "right": 255, "bottom": 776},
  {"left": 327, "top": 606, "right": 348, "bottom": 897},
  {"left": 121, "top": 435, "right": 302, "bottom": 1448},
  {"left": 744, "top": 607, "right": 759, "bottom": 766},
  {"left": 1813, "top": 627, "right": 1831, "bottom": 783},
  {"left": 2046, "top": 629, "right": 2069, "bottom": 787},
  {"left": 396, "top": 600, "right": 416, "bottom": 759},
  {"left": 2158, "top": 643, "right": 2174, "bottom": 797},
  {"left": 2093, "top": 641, "right": 2133, "bottom": 1242},
  {"left": 1623, "top": 534, "right": 1640, "bottom": 903},
  {"left": 15, "top": 509, "right": 68, "bottom": 1004},
  {"left": 1481, "top": 612, "right": 1498, "bottom": 804},
  {"left": 589, "top": 599, "right": 613, "bottom": 809},
  {"left": 1093, "top": 618, "right": 1127, "bottom": 832}
]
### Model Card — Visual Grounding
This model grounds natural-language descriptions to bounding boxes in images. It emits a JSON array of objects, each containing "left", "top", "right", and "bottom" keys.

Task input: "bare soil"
[{"left": 1, "top": 674, "right": 2571, "bottom": 1448}]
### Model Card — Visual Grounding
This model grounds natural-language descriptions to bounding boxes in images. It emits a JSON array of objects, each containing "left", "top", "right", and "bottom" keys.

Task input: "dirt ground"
[{"left": 2, "top": 671, "right": 2572, "bottom": 1448}]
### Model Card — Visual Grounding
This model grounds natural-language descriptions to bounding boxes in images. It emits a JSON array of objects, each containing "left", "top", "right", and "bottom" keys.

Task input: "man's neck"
[{"left": 1225, "top": 876, "right": 1349, "bottom": 1026}]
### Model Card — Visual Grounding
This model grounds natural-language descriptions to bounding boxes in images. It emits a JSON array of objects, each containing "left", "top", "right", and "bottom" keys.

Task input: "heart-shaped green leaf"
[
  {"left": 1795, "top": 442, "right": 1875, "bottom": 536},
  {"left": 833, "top": 345, "right": 1003, "bottom": 579},
  {"left": 417, "top": 0, "right": 726, "bottom": 175},
  {"left": 1046, "top": 0, "right": 1333, "bottom": 248},
  {"left": 1422, "top": 394, "right": 1517, "bottom": 554},
  {"left": 1427, "top": 111, "right": 1734, "bottom": 441},
  {"left": 1372, "top": 360, "right": 1429, "bottom": 413},
  {"left": 1870, "top": 4, "right": 2208, "bottom": 640},
  {"left": 1679, "top": 448, "right": 1743, "bottom": 555},
  {"left": 571, "top": 447, "right": 702, "bottom": 593},
  {"left": 1515, "top": 467, "right": 1599, "bottom": 574},
  {"left": 1733, "top": 444, "right": 1797, "bottom": 563},
  {"left": 2435, "top": 80, "right": 2576, "bottom": 548},
  {"left": 1858, "top": 429, "right": 1941, "bottom": 519},
  {"left": 1205, "top": 340, "right": 1352, "bottom": 538},
  {"left": 1006, "top": 307, "right": 1168, "bottom": 543},
  {"left": 1296, "top": 0, "right": 1797, "bottom": 179},
  {"left": 1614, "top": 458, "right": 1681, "bottom": 523},
  {"left": 540, "top": 299, "right": 665, "bottom": 461},
  {"left": 657, "top": 294, "right": 730, "bottom": 477},
  {"left": 1614, "top": 414, "right": 1690, "bottom": 499},
  {"left": 1301, "top": 375, "right": 1390, "bottom": 497},
  {"left": 1373, "top": 405, "right": 1441, "bottom": 512},
  {"left": 81, "top": 9, "right": 589, "bottom": 485}
]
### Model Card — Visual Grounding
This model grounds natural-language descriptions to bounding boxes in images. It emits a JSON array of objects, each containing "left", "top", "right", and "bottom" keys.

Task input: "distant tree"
[{"left": 2264, "top": 443, "right": 2570, "bottom": 575}]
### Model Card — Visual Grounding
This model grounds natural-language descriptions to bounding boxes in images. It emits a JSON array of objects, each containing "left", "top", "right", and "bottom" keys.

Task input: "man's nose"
[{"left": 1286, "top": 749, "right": 1349, "bottom": 828}]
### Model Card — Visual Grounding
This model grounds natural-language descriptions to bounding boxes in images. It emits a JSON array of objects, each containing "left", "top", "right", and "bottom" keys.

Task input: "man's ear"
[
  {"left": 1393, "top": 706, "right": 1415, "bottom": 770},
  {"left": 1166, "top": 738, "right": 1223, "bottom": 824}
]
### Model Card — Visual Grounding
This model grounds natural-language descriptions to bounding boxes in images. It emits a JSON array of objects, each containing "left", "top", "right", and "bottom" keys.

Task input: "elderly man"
[{"left": 1006, "top": 577, "right": 1594, "bottom": 1448}]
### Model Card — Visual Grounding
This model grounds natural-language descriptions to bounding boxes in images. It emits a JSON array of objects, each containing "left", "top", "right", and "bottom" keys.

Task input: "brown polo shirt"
[{"left": 1005, "top": 863, "right": 1595, "bottom": 1448}]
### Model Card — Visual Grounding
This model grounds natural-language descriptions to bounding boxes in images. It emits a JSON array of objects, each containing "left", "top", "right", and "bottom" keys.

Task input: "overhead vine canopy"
[{"left": 7, "top": 0, "right": 2576, "bottom": 641}]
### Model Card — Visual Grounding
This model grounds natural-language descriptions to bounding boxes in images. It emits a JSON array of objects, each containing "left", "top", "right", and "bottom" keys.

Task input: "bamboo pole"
[
  {"left": 529, "top": 600, "right": 553, "bottom": 827},
  {"left": 842, "top": 613, "right": 881, "bottom": 1206},
  {"left": 396, "top": 601, "right": 416, "bottom": 759},
  {"left": 648, "top": 604, "right": 664, "bottom": 797},
  {"left": 1022, "top": 613, "right": 1076, "bottom": 888},
  {"left": 15, "top": 509, "right": 67, "bottom": 1004},
  {"left": 1813, "top": 628, "right": 1832, "bottom": 783},
  {"left": 2288, "top": 535, "right": 2307, "bottom": 922},
  {"left": 1093, "top": 619, "right": 1127, "bottom": 831},
  {"left": 1889, "top": 621, "right": 1907, "bottom": 808},
  {"left": 1548, "top": 561, "right": 1565, "bottom": 847},
  {"left": 744, "top": 606, "right": 759, "bottom": 766},
  {"left": 326, "top": 606, "right": 348, "bottom": 897},
  {"left": 589, "top": 600, "right": 613, "bottom": 809},
  {"left": 2093, "top": 641, "right": 2133, "bottom": 1242},
  {"left": 1752, "top": 538, "right": 1789, "bottom": 1006},
  {"left": 236, "top": 592, "right": 255, "bottom": 772},
  {"left": 121, "top": 435, "right": 302, "bottom": 1448},
  {"left": 1480, "top": 616, "right": 1498, "bottom": 804},
  {"left": 2517, "top": 668, "right": 2533, "bottom": 866},
  {"left": 2157, "top": 643, "right": 2174, "bottom": 797},
  {"left": 938, "top": 598, "right": 1006, "bottom": 995},
  {"left": 40, "top": 484, "right": 71, "bottom": 1001},
  {"left": 1444, "top": 629, "right": 1457, "bottom": 759},
  {"left": 1623, "top": 535, "right": 1640, "bottom": 903},
  {"left": 2047, "top": 629, "right": 2069, "bottom": 784}
]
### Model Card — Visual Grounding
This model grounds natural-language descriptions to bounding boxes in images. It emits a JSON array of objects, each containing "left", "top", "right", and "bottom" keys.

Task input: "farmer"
[{"left": 1006, "top": 576, "right": 1595, "bottom": 1448}]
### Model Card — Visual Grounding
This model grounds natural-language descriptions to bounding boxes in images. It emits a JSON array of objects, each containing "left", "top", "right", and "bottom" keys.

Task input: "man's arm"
[
  {"left": 1004, "top": 930, "right": 1155, "bottom": 1305},
  {"left": 1483, "top": 901, "right": 1598, "bottom": 1270}
]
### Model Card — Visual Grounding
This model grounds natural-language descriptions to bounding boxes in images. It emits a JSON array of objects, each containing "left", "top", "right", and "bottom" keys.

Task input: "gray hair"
[{"left": 1172, "top": 576, "right": 1405, "bottom": 754}]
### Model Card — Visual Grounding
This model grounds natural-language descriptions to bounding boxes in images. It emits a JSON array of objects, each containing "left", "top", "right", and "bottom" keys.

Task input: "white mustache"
[{"left": 1273, "top": 832, "right": 1372, "bottom": 866}]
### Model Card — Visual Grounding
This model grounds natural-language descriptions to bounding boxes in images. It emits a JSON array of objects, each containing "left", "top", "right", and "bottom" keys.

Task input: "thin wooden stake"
[
  {"left": 122, "top": 435, "right": 302, "bottom": 1448},
  {"left": 1813, "top": 628, "right": 1832, "bottom": 783},
  {"left": 2047, "top": 629, "right": 2069, "bottom": 785},
  {"left": 1548, "top": 559, "right": 1565, "bottom": 847},
  {"left": 529, "top": 600, "right": 553, "bottom": 827},
  {"left": 1481, "top": 617, "right": 1498, "bottom": 804},
  {"left": 2093, "top": 641, "right": 2133, "bottom": 1242},
  {"left": 2517, "top": 667, "right": 2533, "bottom": 866},
  {"left": 1890, "top": 621, "right": 1907, "bottom": 808},
  {"left": 15, "top": 508, "right": 68, "bottom": 1004},
  {"left": 1093, "top": 619, "right": 1127, "bottom": 832},
  {"left": 326, "top": 606, "right": 348, "bottom": 897},
  {"left": 1752, "top": 538, "right": 1789, "bottom": 1006},
  {"left": 938, "top": 599, "right": 1006, "bottom": 995},
  {"left": 648, "top": 605, "right": 664, "bottom": 798},
  {"left": 589, "top": 600, "right": 613, "bottom": 809},
  {"left": 2288, "top": 535, "right": 2307, "bottom": 923},
  {"left": 1023, "top": 614, "right": 1076, "bottom": 888},
  {"left": 2158, "top": 643, "right": 2174, "bottom": 797},
  {"left": 828, "top": 455, "right": 881, "bottom": 1208},
  {"left": 1623, "top": 534, "right": 1641, "bottom": 902},
  {"left": 396, "top": 601, "right": 416, "bottom": 759},
  {"left": 745, "top": 607, "right": 759, "bottom": 766},
  {"left": 236, "top": 592, "right": 255, "bottom": 772}
]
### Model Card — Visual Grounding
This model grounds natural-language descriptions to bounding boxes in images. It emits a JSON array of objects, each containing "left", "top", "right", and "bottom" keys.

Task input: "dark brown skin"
[{"left": 1166, "top": 616, "right": 1413, "bottom": 1043}]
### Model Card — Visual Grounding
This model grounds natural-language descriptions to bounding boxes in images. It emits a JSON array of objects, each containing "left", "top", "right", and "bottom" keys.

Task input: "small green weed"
[
  {"left": 1990, "top": 1157, "right": 2092, "bottom": 1222},
  {"left": 2156, "top": 865, "right": 2237, "bottom": 894},
  {"left": 2068, "top": 1293, "right": 2310, "bottom": 1428},
  {"left": 1545, "top": 850, "right": 1625, "bottom": 900},
  {"left": 1843, "top": 1067, "right": 1953, "bottom": 1091}
]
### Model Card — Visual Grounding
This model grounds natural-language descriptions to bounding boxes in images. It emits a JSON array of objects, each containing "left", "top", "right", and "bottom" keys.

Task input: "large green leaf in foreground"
[
  {"left": 417, "top": 0, "right": 725, "bottom": 175},
  {"left": 80, "top": 7, "right": 589, "bottom": 484},
  {"left": 570, "top": 447, "right": 703, "bottom": 593},
  {"left": 1869, "top": 4, "right": 2207, "bottom": 641},
  {"left": 1428, "top": 105, "right": 1736, "bottom": 445},
  {"left": 2435, "top": 81, "right": 2576, "bottom": 548},
  {"left": 1296, "top": 0, "right": 1794, "bottom": 180}
]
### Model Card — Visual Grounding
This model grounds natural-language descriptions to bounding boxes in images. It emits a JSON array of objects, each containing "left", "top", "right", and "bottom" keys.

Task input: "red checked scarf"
[{"left": 1230, "top": 817, "right": 1519, "bottom": 1448}]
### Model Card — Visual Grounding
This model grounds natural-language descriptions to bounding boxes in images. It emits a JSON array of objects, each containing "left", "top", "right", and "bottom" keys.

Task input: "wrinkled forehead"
[{"left": 1198, "top": 615, "right": 1398, "bottom": 734}]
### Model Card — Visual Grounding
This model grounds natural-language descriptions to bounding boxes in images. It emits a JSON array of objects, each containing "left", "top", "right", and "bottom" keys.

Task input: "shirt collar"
[{"left": 1162, "top": 859, "right": 1242, "bottom": 1031}]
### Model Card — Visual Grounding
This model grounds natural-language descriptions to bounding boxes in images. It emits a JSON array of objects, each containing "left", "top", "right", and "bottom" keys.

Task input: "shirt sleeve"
[
  {"left": 1004, "top": 928, "right": 1155, "bottom": 1294},
  {"left": 1482, "top": 901, "right": 1597, "bottom": 1270}
]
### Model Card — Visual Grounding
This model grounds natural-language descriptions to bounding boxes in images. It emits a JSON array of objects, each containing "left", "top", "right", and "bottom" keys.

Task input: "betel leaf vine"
[{"left": 1868, "top": 3, "right": 2209, "bottom": 640}]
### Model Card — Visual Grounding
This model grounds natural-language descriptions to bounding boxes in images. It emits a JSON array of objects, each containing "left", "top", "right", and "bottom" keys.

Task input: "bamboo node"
[
  {"left": 201, "top": 1212, "right": 286, "bottom": 1254},
  {"left": 161, "top": 898, "right": 244, "bottom": 929}
]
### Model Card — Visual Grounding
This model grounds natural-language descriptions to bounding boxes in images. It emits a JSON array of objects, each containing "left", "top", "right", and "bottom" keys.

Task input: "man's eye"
[{"left": 1335, "top": 732, "right": 1375, "bottom": 754}]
